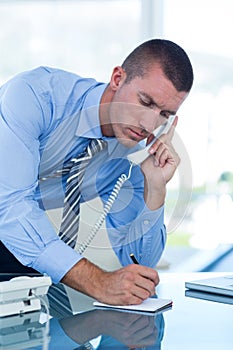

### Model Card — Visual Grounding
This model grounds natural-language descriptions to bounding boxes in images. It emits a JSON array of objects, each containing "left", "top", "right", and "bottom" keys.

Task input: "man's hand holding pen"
[
  {"left": 62, "top": 256, "right": 159, "bottom": 306},
  {"left": 97, "top": 263, "right": 159, "bottom": 305}
]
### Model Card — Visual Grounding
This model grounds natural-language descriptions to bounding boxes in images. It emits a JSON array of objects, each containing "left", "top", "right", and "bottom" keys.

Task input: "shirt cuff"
[
  {"left": 32, "top": 239, "right": 83, "bottom": 284},
  {"left": 140, "top": 203, "right": 164, "bottom": 224},
  {"left": 129, "top": 204, "right": 164, "bottom": 241}
]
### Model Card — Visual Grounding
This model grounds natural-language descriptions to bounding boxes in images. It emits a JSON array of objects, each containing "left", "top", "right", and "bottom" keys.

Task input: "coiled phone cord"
[{"left": 77, "top": 162, "right": 133, "bottom": 254}]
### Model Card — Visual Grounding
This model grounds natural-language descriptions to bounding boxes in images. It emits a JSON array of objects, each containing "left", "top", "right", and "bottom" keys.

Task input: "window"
[
  {"left": 1, "top": 0, "right": 232, "bottom": 270},
  {"left": 0, "top": 0, "right": 141, "bottom": 83},
  {"left": 162, "top": 0, "right": 233, "bottom": 268}
]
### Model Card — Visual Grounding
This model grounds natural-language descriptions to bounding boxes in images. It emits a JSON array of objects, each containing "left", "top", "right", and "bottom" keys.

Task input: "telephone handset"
[{"left": 127, "top": 115, "right": 176, "bottom": 165}]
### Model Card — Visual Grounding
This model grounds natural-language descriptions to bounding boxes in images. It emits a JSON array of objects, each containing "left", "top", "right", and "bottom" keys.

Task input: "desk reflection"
[
  {"left": 59, "top": 308, "right": 165, "bottom": 349},
  {"left": 47, "top": 284, "right": 165, "bottom": 349}
]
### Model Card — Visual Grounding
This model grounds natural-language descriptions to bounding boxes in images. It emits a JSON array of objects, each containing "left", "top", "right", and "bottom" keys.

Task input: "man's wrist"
[
  {"left": 144, "top": 185, "right": 166, "bottom": 211},
  {"left": 61, "top": 258, "right": 106, "bottom": 301}
]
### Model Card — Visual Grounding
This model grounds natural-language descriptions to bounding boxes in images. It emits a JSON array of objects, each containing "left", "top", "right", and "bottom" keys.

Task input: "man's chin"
[{"left": 117, "top": 137, "right": 138, "bottom": 148}]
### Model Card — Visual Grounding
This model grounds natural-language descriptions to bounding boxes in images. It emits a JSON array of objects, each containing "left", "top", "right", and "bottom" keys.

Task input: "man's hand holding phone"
[{"left": 141, "top": 115, "right": 180, "bottom": 210}]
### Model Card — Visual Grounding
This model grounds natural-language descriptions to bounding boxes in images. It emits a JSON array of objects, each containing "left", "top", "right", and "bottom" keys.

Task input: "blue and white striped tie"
[{"left": 58, "top": 139, "right": 107, "bottom": 248}]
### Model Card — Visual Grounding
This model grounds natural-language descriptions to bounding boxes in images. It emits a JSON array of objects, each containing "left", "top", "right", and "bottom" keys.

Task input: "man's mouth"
[{"left": 128, "top": 128, "right": 148, "bottom": 141}]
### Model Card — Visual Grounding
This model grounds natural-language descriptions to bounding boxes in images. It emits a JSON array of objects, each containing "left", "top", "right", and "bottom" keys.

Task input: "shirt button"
[{"left": 143, "top": 219, "right": 150, "bottom": 225}]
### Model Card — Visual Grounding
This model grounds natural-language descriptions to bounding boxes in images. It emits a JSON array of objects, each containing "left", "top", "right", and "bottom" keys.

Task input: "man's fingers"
[
  {"left": 101, "top": 265, "right": 160, "bottom": 305},
  {"left": 146, "top": 133, "right": 155, "bottom": 146},
  {"left": 129, "top": 265, "right": 159, "bottom": 298},
  {"left": 137, "top": 265, "right": 160, "bottom": 286},
  {"left": 132, "top": 275, "right": 157, "bottom": 298}
]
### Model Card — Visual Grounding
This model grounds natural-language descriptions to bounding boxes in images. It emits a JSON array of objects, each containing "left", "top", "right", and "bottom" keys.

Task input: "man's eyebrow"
[{"left": 138, "top": 91, "right": 176, "bottom": 115}]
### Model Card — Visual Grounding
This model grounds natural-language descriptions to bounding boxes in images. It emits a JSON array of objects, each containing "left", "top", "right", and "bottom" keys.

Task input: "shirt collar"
[
  {"left": 75, "top": 82, "right": 108, "bottom": 139},
  {"left": 75, "top": 82, "right": 129, "bottom": 155}
]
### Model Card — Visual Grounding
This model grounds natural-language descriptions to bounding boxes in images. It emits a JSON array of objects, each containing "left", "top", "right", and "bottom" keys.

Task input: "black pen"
[{"left": 130, "top": 253, "right": 139, "bottom": 264}]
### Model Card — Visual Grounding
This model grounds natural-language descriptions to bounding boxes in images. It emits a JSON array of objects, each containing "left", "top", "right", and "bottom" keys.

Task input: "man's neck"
[{"left": 99, "top": 85, "right": 114, "bottom": 137}]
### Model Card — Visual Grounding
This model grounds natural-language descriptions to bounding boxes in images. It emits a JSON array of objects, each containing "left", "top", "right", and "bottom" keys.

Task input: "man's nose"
[{"left": 140, "top": 109, "right": 161, "bottom": 134}]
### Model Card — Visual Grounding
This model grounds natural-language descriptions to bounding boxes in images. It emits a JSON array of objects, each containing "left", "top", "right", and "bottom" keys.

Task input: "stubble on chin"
[
  {"left": 111, "top": 123, "right": 139, "bottom": 148},
  {"left": 115, "top": 134, "right": 138, "bottom": 148}
]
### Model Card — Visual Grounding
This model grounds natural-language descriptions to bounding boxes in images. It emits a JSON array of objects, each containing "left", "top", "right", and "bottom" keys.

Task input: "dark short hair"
[{"left": 122, "top": 39, "right": 194, "bottom": 92}]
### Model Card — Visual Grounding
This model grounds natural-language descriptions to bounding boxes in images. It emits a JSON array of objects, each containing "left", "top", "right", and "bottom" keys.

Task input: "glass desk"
[{"left": 1, "top": 272, "right": 233, "bottom": 349}]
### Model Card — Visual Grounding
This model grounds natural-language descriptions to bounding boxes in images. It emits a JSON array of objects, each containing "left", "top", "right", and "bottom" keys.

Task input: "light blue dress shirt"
[{"left": 0, "top": 66, "right": 166, "bottom": 283}]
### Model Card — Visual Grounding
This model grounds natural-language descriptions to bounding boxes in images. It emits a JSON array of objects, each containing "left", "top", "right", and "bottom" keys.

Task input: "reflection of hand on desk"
[{"left": 60, "top": 308, "right": 164, "bottom": 348}]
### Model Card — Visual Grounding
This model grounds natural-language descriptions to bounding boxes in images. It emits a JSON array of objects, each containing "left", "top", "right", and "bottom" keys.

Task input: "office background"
[{"left": 1, "top": 0, "right": 232, "bottom": 271}]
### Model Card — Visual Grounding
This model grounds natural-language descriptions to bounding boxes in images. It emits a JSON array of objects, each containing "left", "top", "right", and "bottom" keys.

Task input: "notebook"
[
  {"left": 185, "top": 275, "right": 233, "bottom": 297},
  {"left": 93, "top": 297, "right": 173, "bottom": 315}
]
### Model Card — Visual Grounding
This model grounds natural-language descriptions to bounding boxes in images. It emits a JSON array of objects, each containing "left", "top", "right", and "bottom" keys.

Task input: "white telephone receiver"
[{"left": 127, "top": 115, "right": 176, "bottom": 165}]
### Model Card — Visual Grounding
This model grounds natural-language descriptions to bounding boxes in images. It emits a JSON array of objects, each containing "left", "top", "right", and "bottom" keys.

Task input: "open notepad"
[{"left": 93, "top": 297, "right": 172, "bottom": 314}]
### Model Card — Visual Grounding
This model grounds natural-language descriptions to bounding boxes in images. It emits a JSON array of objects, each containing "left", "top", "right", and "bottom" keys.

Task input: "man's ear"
[{"left": 110, "top": 66, "right": 126, "bottom": 91}]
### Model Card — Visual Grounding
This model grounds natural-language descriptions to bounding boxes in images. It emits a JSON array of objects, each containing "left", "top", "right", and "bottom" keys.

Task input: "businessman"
[{"left": 0, "top": 39, "right": 193, "bottom": 305}]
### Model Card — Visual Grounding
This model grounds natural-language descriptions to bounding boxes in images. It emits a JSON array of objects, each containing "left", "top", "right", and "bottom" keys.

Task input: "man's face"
[{"left": 107, "top": 64, "right": 188, "bottom": 148}]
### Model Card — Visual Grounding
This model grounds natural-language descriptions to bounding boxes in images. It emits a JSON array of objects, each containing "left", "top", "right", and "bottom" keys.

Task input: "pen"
[{"left": 130, "top": 253, "right": 139, "bottom": 264}]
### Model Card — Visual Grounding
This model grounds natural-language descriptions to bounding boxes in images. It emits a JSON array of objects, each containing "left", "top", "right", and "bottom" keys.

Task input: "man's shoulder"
[
  {"left": 5, "top": 66, "right": 102, "bottom": 100},
  {"left": 13, "top": 66, "right": 81, "bottom": 83},
  {"left": 7, "top": 66, "right": 99, "bottom": 87}
]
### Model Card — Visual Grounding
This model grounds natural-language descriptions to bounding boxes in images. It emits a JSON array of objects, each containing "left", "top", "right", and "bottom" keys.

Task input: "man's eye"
[
  {"left": 140, "top": 98, "right": 153, "bottom": 108},
  {"left": 160, "top": 111, "right": 171, "bottom": 119}
]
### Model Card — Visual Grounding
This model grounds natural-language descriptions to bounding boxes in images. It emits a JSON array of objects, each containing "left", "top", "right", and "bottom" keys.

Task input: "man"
[{"left": 0, "top": 39, "right": 193, "bottom": 305}]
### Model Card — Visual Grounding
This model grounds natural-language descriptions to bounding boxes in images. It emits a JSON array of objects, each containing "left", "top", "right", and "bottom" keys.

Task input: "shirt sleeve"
[
  {"left": 0, "top": 78, "right": 82, "bottom": 283},
  {"left": 103, "top": 163, "right": 166, "bottom": 268}
]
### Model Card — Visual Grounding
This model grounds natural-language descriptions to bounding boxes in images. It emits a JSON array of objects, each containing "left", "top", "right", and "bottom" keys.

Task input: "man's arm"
[
  {"left": 99, "top": 159, "right": 166, "bottom": 268},
  {"left": 61, "top": 257, "right": 159, "bottom": 305},
  {"left": 0, "top": 77, "right": 160, "bottom": 305},
  {"left": 100, "top": 120, "right": 179, "bottom": 268},
  {"left": 0, "top": 78, "right": 82, "bottom": 282}
]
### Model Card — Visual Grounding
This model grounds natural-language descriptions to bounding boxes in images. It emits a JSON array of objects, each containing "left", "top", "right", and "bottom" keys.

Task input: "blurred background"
[{"left": 1, "top": 0, "right": 232, "bottom": 272}]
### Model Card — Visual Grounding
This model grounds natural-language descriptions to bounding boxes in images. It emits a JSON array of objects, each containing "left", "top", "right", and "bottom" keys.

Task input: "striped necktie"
[{"left": 58, "top": 139, "right": 107, "bottom": 248}]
